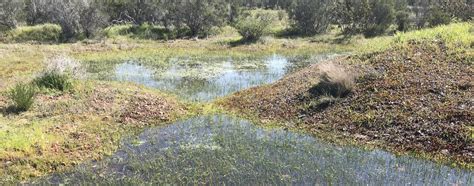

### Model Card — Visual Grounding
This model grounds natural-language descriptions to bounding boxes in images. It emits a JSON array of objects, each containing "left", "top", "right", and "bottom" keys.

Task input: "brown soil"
[{"left": 220, "top": 41, "right": 473, "bottom": 166}]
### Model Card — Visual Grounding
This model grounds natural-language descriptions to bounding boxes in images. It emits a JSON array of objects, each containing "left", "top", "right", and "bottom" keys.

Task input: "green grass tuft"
[
  {"left": 34, "top": 71, "right": 72, "bottom": 91},
  {"left": 8, "top": 83, "right": 37, "bottom": 112}
]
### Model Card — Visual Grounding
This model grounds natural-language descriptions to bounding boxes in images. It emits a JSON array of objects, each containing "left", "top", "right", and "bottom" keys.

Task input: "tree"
[
  {"left": 0, "top": 0, "right": 24, "bottom": 30},
  {"left": 24, "top": 0, "right": 107, "bottom": 40},
  {"left": 169, "top": 0, "right": 227, "bottom": 37},
  {"left": 396, "top": 11, "right": 410, "bottom": 32},
  {"left": 287, "top": 0, "right": 334, "bottom": 35},
  {"left": 426, "top": 6, "right": 451, "bottom": 27},
  {"left": 103, "top": 0, "right": 168, "bottom": 26},
  {"left": 363, "top": 0, "right": 395, "bottom": 37},
  {"left": 80, "top": 2, "right": 108, "bottom": 38},
  {"left": 333, "top": 0, "right": 395, "bottom": 37}
]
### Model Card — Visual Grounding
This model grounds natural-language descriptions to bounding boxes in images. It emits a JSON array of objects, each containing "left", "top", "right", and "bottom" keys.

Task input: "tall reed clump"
[
  {"left": 8, "top": 83, "right": 37, "bottom": 112},
  {"left": 34, "top": 55, "right": 85, "bottom": 91}
]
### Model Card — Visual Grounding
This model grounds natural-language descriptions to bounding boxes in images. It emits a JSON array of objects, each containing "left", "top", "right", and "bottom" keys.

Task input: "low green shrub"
[
  {"left": 8, "top": 83, "right": 37, "bottom": 112},
  {"left": 7, "top": 24, "right": 62, "bottom": 43},
  {"left": 103, "top": 24, "right": 190, "bottom": 40},
  {"left": 34, "top": 71, "right": 72, "bottom": 91},
  {"left": 234, "top": 13, "right": 272, "bottom": 41}
]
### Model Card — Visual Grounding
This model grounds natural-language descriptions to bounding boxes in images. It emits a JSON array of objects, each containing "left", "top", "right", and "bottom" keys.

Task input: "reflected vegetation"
[
  {"left": 38, "top": 115, "right": 473, "bottom": 185},
  {"left": 88, "top": 54, "right": 338, "bottom": 101}
]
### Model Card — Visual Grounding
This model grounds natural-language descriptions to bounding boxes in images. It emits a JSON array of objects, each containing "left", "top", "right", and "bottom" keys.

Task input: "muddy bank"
[{"left": 220, "top": 41, "right": 473, "bottom": 167}]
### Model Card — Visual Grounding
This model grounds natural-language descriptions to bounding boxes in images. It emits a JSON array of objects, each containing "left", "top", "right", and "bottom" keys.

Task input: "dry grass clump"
[
  {"left": 34, "top": 55, "right": 86, "bottom": 91},
  {"left": 310, "top": 62, "right": 354, "bottom": 98},
  {"left": 44, "top": 54, "right": 86, "bottom": 79}
]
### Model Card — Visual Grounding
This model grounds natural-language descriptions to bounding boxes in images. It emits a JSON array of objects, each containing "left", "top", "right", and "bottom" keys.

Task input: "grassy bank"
[
  {"left": 218, "top": 23, "right": 474, "bottom": 168},
  {"left": 0, "top": 81, "right": 189, "bottom": 182}
]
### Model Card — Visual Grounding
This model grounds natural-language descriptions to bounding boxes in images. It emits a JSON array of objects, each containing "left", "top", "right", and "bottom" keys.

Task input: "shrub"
[
  {"left": 8, "top": 83, "right": 37, "bottom": 112},
  {"left": 234, "top": 13, "right": 272, "bottom": 41},
  {"left": 34, "top": 55, "right": 85, "bottom": 91},
  {"left": 309, "top": 63, "right": 354, "bottom": 98},
  {"left": 103, "top": 24, "right": 133, "bottom": 38},
  {"left": 34, "top": 72, "right": 72, "bottom": 91},
  {"left": 103, "top": 24, "right": 190, "bottom": 40},
  {"left": 7, "top": 24, "right": 62, "bottom": 43}
]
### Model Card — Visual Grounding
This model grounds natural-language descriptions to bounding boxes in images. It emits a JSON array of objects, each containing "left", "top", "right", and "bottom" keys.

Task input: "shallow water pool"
[
  {"left": 39, "top": 115, "right": 473, "bottom": 185},
  {"left": 108, "top": 54, "right": 333, "bottom": 101}
]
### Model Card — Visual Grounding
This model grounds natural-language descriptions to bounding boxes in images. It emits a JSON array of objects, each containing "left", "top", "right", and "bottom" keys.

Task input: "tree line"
[{"left": 0, "top": 0, "right": 472, "bottom": 41}]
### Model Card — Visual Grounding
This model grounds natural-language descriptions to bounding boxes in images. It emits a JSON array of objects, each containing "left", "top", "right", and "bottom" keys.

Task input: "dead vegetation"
[{"left": 220, "top": 40, "right": 474, "bottom": 167}]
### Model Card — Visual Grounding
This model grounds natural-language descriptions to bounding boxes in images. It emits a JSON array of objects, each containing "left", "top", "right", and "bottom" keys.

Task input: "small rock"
[
  {"left": 441, "top": 149, "right": 449, "bottom": 155},
  {"left": 102, "top": 116, "right": 110, "bottom": 121},
  {"left": 354, "top": 134, "right": 369, "bottom": 140}
]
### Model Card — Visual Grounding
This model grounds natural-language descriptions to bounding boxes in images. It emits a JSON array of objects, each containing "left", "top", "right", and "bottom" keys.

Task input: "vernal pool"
[
  {"left": 41, "top": 54, "right": 473, "bottom": 184},
  {"left": 106, "top": 54, "right": 334, "bottom": 101}
]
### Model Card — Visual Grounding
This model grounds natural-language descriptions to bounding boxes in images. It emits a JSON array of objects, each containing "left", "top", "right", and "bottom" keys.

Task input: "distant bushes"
[
  {"left": 0, "top": 0, "right": 471, "bottom": 42},
  {"left": 234, "top": 12, "right": 272, "bottom": 41},
  {"left": 8, "top": 83, "right": 37, "bottom": 112},
  {"left": 7, "top": 24, "right": 62, "bottom": 43},
  {"left": 104, "top": 24, "right": 190, "bottom": 40}
]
